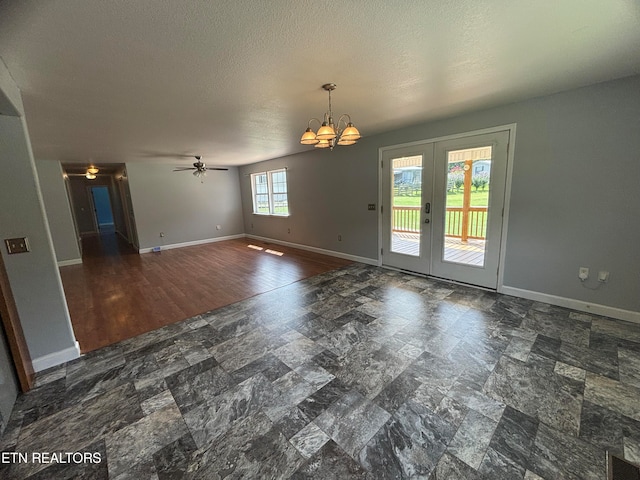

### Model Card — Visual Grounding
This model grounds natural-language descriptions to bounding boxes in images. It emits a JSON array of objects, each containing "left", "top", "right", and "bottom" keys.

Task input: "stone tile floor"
[{"left": 1, "top": 264, "right": 639, "bottom": 479}]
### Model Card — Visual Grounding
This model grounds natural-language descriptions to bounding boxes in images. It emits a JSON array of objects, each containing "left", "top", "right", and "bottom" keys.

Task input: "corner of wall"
[{"left": 31, "top": 341, "right": 81, "bottom": 372}]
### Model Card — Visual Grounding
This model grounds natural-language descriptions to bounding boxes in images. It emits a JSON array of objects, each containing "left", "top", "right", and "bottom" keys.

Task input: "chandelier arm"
[{"left": 307, "top": 118, "right": 323, "bottom": 129}]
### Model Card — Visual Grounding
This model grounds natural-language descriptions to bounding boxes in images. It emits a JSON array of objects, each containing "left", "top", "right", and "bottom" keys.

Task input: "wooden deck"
[{"left": 391, "top": 233, "right": 485, "bottom": 267}]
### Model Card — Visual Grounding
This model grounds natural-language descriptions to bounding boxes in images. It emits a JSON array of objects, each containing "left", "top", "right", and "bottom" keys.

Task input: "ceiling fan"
[{"left": 173, "top": 156, "right": 228, "bottom": 181}]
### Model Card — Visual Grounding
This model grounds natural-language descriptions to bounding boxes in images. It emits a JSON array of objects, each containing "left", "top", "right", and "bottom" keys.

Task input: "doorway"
[
  {"left": 89, "top": 186, "right": 115, "bottom": 233},
  {"left": 381, "top": 129, "right": 511, "bottom": 289}
]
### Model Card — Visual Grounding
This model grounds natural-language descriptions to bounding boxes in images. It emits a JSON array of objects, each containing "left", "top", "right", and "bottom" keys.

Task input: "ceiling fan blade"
[
  {"left": 207, "top": 168, "right": 229, "bottom": 171},
  {"left": 173, "top": 167, "right": 196, "bottom": 171}
]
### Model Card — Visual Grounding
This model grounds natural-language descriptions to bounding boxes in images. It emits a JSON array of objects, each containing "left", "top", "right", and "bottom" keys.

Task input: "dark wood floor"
[{"left": 60, "top": 233, "right": 352, "bottom": 353}]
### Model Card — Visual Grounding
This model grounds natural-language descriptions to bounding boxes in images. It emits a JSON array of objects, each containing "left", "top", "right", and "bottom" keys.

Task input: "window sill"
[{"left": 252, "top": 213, "right": 290, "bottom": 218}]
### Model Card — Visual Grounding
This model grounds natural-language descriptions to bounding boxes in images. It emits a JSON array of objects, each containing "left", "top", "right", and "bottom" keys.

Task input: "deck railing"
[
  {"left": 392, "top": 205, "right": 488, "bottom": 241},
  {"left": 392, "top": 206, "right": 421, "bottom": 233}
]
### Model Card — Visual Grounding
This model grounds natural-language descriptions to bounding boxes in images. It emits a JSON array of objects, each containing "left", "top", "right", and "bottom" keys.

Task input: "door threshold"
[{"left": 381, "top": 265, "right": 496, "bottom": 292}]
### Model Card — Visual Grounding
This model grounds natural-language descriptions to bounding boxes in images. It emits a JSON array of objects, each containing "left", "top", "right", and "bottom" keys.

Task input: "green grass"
[{"left": 393, "top": 189, "right": 489, "bottom": 207}]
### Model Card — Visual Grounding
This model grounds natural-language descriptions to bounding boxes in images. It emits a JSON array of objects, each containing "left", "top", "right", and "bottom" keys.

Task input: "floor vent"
[{"left": 608, "top": 452, "right": 640, "bottom": 480}]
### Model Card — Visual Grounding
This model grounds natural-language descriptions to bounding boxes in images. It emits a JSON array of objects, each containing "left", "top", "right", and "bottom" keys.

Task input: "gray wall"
[
  {"left": 126, "top": 163, "right": 245, "bottom": 250},
  {"left": 0, "top": 72, "right": 78, "bottom": 368},
  {"left": 118, "top": 169, "right": 139, "bottom": 248},
  {"left": 240, "top": 75, "right": 640, "bottom": 313},
  {"left": 35, "top": 160, "right": 82, "bottom": 263},
  {"left": 240, "top": 151, "right": 378, "bottom": 259}
]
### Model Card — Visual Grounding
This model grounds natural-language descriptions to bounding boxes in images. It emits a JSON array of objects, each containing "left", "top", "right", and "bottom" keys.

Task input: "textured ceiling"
[{"left": 1, "top": 0, "right": 639, "bottom": 167}]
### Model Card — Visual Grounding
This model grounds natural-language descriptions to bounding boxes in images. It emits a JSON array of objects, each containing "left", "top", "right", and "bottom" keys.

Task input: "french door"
[
  {"left": 381, "top": 130, "right": 510, "bottom": 289},
  {"left": 381, "top": 144, "right": 434, "bottom": 273}
]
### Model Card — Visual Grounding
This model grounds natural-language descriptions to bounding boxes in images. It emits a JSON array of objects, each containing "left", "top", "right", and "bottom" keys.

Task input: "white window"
[{"left": 251, "top": 169, "right": 289, "bottom": 215}]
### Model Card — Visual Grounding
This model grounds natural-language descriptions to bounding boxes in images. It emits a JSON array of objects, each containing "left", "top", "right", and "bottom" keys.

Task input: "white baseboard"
[
  {"left": 57, "top": 258, "right": 82, "bottom": 267},
  {"left": 138, "top": 234, "right": 246, "bottom": 254},
  {"left": 245, "top": 234, "right": 379, "bottom": 266},
  {"left": 32, "top": 341, "right": 81, "bottom": 372},
  {"left": 500, "top": 286, "right": 640, "bottom": 324}
]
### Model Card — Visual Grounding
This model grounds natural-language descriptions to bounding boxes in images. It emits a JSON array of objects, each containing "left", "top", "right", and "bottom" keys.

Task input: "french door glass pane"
[
  {"left": 391, "top": 155, "right": 422, "bottom": 256},
  {"left": 443, "top": 146, "right": 491, "bottom": 266}
]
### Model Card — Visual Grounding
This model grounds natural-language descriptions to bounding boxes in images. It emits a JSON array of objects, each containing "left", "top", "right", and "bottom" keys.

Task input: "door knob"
[{"left": 424, "top": 218, "right": 430, "bottom": 224}]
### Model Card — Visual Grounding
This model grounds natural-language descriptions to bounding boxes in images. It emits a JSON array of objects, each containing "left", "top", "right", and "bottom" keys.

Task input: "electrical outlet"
[
  {"left": 598, "top": 271, "right": 609, "bottom": 282},
  {"left": 368, "top": 204, "right": 376, "bottom": 211},
  {"left": 159, "top": 232, "right": 164, "bottom": 237},
  {"left": 578, "top": 267, "right": 589, "bottom": 281},
  {"left": 338, "top": 234, "right": 342, "bottom": 241},
  {"left": 287, "top": 228, "right": 291, "bottom": 234}
]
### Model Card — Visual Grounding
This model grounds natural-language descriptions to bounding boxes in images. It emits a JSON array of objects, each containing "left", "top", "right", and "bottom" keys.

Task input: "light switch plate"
[{"left": 5, "top": 237, "right": 30, "bottom": 254}]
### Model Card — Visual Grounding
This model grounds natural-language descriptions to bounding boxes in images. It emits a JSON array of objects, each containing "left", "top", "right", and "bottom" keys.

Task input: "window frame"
[{"left": 250, "top": 168, "right": 289, "bottom": 216}]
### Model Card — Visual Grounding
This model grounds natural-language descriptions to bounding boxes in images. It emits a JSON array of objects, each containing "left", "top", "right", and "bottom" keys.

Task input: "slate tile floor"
[{"left": 2, "top": 264, "right": 640, "bottom": 479}]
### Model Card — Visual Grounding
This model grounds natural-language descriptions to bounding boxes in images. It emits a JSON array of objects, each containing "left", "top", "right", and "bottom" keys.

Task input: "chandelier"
[{"left": 300, "top": 83, "right": 361, "bottom": 150}]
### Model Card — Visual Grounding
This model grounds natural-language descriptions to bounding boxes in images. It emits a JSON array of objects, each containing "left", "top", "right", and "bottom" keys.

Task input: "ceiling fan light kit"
[
  {"left": 173, "top": 156, "right": 228, "bottom": 182},
  {"left": 300, "top": 83, "right": 361, "bottom": 150},
  {"left": 85, "top": 165, "right": 99, "bottom": 179}
]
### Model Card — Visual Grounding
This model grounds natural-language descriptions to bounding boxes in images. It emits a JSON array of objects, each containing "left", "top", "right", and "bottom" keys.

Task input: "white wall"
[
  {"left": 126, "top": 163, "right": 245, "bottom": 250},
  {"left": 0, "top": 64, "right": 79, "bottom": 371},
  {"left": 240, "top": 75, "right": 640, "bottom": 317},
  {"left": 35, "top": 160, "right": 82, "bottom": 264}
]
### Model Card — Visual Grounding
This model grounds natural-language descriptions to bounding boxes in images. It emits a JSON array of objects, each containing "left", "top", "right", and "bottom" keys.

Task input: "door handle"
[
  {"left": 424, "top": 218, "right": 430, "bottom": 224},
  {"left": 425, "top": 202, "right": 431, "bottom": 214}
]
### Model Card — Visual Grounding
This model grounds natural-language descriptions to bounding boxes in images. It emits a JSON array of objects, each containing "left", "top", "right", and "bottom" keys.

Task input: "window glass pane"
[
  {"left": 251, "top": 173, "right": 269, "bottom": 214},
  {"left": 270, "top": 170, "right": 288, "bottom": 215},
  {"left": 255, "top": 193, "right": 270, "bottom": 214},
  {"left": 443, "top": 146, "right": 491, "bottom": 267},
  {"left": 272, "top": 193, "right": 288, "bottom": 214},
  {"left": 391, "top": 155, "right": 422, "bottom": 256}
]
